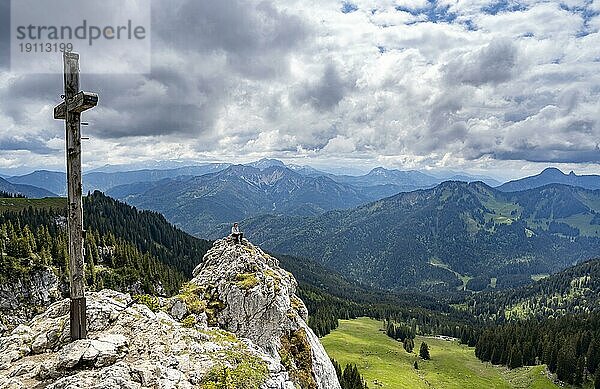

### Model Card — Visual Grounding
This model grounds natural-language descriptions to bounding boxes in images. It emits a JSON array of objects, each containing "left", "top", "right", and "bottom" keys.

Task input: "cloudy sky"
[{"left": 0, "top": 0, "right": 599, "bottom": 179}]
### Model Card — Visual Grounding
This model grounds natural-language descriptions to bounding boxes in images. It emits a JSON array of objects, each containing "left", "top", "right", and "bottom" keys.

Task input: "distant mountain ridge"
[
  {"left": 4, "top": 164, "right": 232, "bottom": 196},
  {"left": 498, "top": 167, "right": 600, "bottom": 192},
  {"left": 83, "top": 164, "right": 231, "bottom": 193},
  {"left": 329, "top": 167, "right": 439, "bottom": 190},
  {"left": 241, "top": 182, "right": 600, "bottom": 293},
  {"left": 5, "top": 170, "right": 65, "bottom": 196},
  {"left": 108, "top": 164, "right": 376, "bottom": 237},
  {"left": 3, "top": 159, "right": 506, "bottom": 199},
  {"left": 0, "top": 177, "right": 56, "bottom": 198}
]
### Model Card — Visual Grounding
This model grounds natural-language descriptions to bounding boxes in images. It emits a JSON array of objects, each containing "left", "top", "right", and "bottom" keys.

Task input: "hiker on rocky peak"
[{"left": 231, "top": 222, "right": 243, "bottom": 244}]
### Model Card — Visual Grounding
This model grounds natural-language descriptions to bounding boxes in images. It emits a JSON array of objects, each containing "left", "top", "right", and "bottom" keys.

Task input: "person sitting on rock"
[{"left": 231, "top": 222, "right": 243, "bottom": 244}]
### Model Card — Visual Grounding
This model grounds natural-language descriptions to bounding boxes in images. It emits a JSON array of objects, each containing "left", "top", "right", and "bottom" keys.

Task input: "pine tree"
[
  {"left": 588, "top": 338, "right": 600, "bottom": 374},
  {"left": 340, "top": 364, "right": 368, "bottom": 389},
  {"left": 331, "top": 358, "right": 342, "bottom": 383},
  {"left": 508, "top": 346, "right": 523, "bottom": 369},
  {"left": 419, "top": 342, "right": 430, "bottom": 360},
  {"left": 556, "top": 343, "right": 576, "bottom": 384},
  {"left": 403, "top": 338, "right": 414, "bottom": 353},
  {"left": 574, "top": 356, "right": 584, "bottom": 387}
]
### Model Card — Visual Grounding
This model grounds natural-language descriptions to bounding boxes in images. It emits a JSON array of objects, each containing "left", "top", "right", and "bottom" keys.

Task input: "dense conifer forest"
[
  {"left": 465, "top": 258, "right": 600, "bottom": 321},
  {"left": 475, "top": 314, "right": 600, "bottom": 386},
  {"left": 0, "top": 192, "right": 211, "bottom": 295},
  {"left": 331, "top": 359, "right": 369, "bottom": 389}
]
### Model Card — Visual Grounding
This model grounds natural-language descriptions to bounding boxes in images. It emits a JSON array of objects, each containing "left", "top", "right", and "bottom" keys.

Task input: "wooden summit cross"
[{"left": 53, "top": 52, "right": 98, "bottom": 340}]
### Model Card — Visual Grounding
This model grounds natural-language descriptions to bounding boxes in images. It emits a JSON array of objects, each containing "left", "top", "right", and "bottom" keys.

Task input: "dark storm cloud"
[
  {"left": 0, "top": 0, "right": 9, "bottom": 70},
  {"left": 0, "top": 67, "right": 221, "bottom": 142},
  {"left": 0, "top": 0, "right": 308, "bottom": 143},
  {"left": 294, "top": 64, "right": 350, "bottom": 111},
  {"left": 0, "top": 74, "right": 62, "bottom": 124},
  {"left": 443, "top": 39, "right": 517, "bottom": 86},
  {"left": 152, "top": 0, "right": 308, "bottom": 79}
]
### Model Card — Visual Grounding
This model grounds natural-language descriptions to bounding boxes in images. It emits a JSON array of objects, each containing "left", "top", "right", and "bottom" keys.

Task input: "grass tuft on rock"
[
  {"left": 235, "top": 273, "right": 260, "bottom": 290},
  {"left": 177, "top": 282, "right": 207, "bottom": 314},
  {"left": 134, "top": 294, "right": 160, "bottom": 312},
  {"left": 201, "top": 355, "right": 269, "bottom": 389}
]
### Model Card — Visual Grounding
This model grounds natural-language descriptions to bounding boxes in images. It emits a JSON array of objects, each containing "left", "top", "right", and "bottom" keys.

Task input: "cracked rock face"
[
  {"left": 0, "top": 290, "right": 294, "bottom": 388},
  {"left": 0, "top": 267, "right": 63, "bottom": 335},
  {"left": 191, "top": 239, "right": 341, "bottom": 389},
  {"left": 0, "top": 239, "right": 340, "bottom": 389}
]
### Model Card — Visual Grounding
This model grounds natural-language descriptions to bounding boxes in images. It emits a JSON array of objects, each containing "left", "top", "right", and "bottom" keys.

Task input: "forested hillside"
[
  {"left": 464, "top": 258, "right": 600, "bottom": 321},
  {"left": 277, "top": 253, "right": 474, "bottom": 338},
  {"left": 0, "top": 192, "right": 211, "bottom": 296},
  {"left": 476, "top": 314, "right": 600, "bottom": 386},
  {"left": 244, "top": 182, "right": 600, "bottom": 293},
  {"left": 84, "top": 191, "right": 211, "bottom": 276}
]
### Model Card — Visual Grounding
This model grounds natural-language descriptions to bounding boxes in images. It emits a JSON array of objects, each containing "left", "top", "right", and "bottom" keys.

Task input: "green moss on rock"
[
  {"left": 264, "top": 269, "right": 282, "bottom": 292},
  {"left": 279, "top": 328, "right": 317, "bottom": 389},
  {"left": 177, "top": 282, "right": 207, "bottom": 314},
  {"left": 290, "top": 295, "right": 304, "bottom": 311},
  {"left": 201, "top": 354, "right": 269, "bottom": 389},
  {"left": 134, "top": 294, "right": 160, "bottom": 312},
  {"left": 182, "top": 315, "right": 196, "bottom": 328},
  {"left": 235, "top": 273, "right": 260, "bottom": 290}
]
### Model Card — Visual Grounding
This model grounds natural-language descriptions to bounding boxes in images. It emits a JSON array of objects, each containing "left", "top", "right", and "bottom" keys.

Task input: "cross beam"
[
  {"left": 53, "top": 51, "right": 98, "bottom": 341},
  {"left": 54, "top": 91, "right": 99, "bottom": 120}
]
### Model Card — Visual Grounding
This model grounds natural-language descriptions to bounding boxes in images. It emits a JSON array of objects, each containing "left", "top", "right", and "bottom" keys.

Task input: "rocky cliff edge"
[{"left": 0, "top": 238, "right": 341, "bottom": 389}]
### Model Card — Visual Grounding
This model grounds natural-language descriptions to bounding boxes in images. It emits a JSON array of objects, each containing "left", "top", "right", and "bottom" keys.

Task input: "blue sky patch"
[
  {"left": 560, "top": 2, "right": 600, "bottom": 37},
  {"left": 482, "top": 0, "right": 527, "bottom": 15},
  {"left": 396, "top": 0, "right": 458, "bottom": 24},
  {"left": 341, "top": 1, "right": 359, "bottom": 13},
  {"left": 462, "top": 19, "right": 478, "bottom": 31}
]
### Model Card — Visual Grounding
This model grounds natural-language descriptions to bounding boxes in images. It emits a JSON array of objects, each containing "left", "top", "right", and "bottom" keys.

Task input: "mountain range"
[
  {"left": 0, "top": 176, "right": 56, "bottom": 198},
  {"left": 1, "top": 164, "right": 232, "bottom": 196},
  {"left": 240, "top": 182, "right": 600, "bottom": 293},
  {"left": 106, "top": 162, "right": 513, "bottom": 237},
  {"left": 498, "top": 167, "right": 600, "bottom": 192},
  {"left": 108, "top": 164, "right": 376, "bottom": 237},
  {"left": 1, "top": 158, "right": 504, "bottom": 199}
]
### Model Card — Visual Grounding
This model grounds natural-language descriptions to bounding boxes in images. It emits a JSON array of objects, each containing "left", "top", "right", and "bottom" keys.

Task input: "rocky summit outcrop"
[
  {"left": 0, "top": 238, "right": 341, "bottom": 389},
  {"left": 188, "top": 238, "right": 341, "bottom": 389},
  {"left": 0, "top": 267, "right": 63, "bottom": 335}
]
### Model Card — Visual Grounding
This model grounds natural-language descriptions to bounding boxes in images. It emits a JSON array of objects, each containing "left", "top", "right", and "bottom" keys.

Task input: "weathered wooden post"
[{"left": 53, "top": 52, "right": 98, "bottom": 340}]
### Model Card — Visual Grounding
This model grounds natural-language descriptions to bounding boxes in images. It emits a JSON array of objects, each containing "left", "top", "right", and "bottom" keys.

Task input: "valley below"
[
  {"left": 1, "top": 165, "right": 599, "bottom": 388},
  {"left": 322, "top": 318, "right": 560, "bottom": 389}
]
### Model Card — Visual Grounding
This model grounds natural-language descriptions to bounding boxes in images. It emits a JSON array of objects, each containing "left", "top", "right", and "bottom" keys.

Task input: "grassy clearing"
[
  {"left": 490, "top": 277, "right": 497, "bottom": 288},
  {"left": 0, "top": 197, "right": 66, "bottom": 212},
  {"left": 428, "top": 257, "right": 471, "bottom": 291},
  {"left": 558, "top": 214, "right": 600, "bottom": 237},
  {"left": 321, "top": 317, "right": 559, "bottom": 389},
  {"left": 531, "top": 274, "right": 549, "bottom": 281}
]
